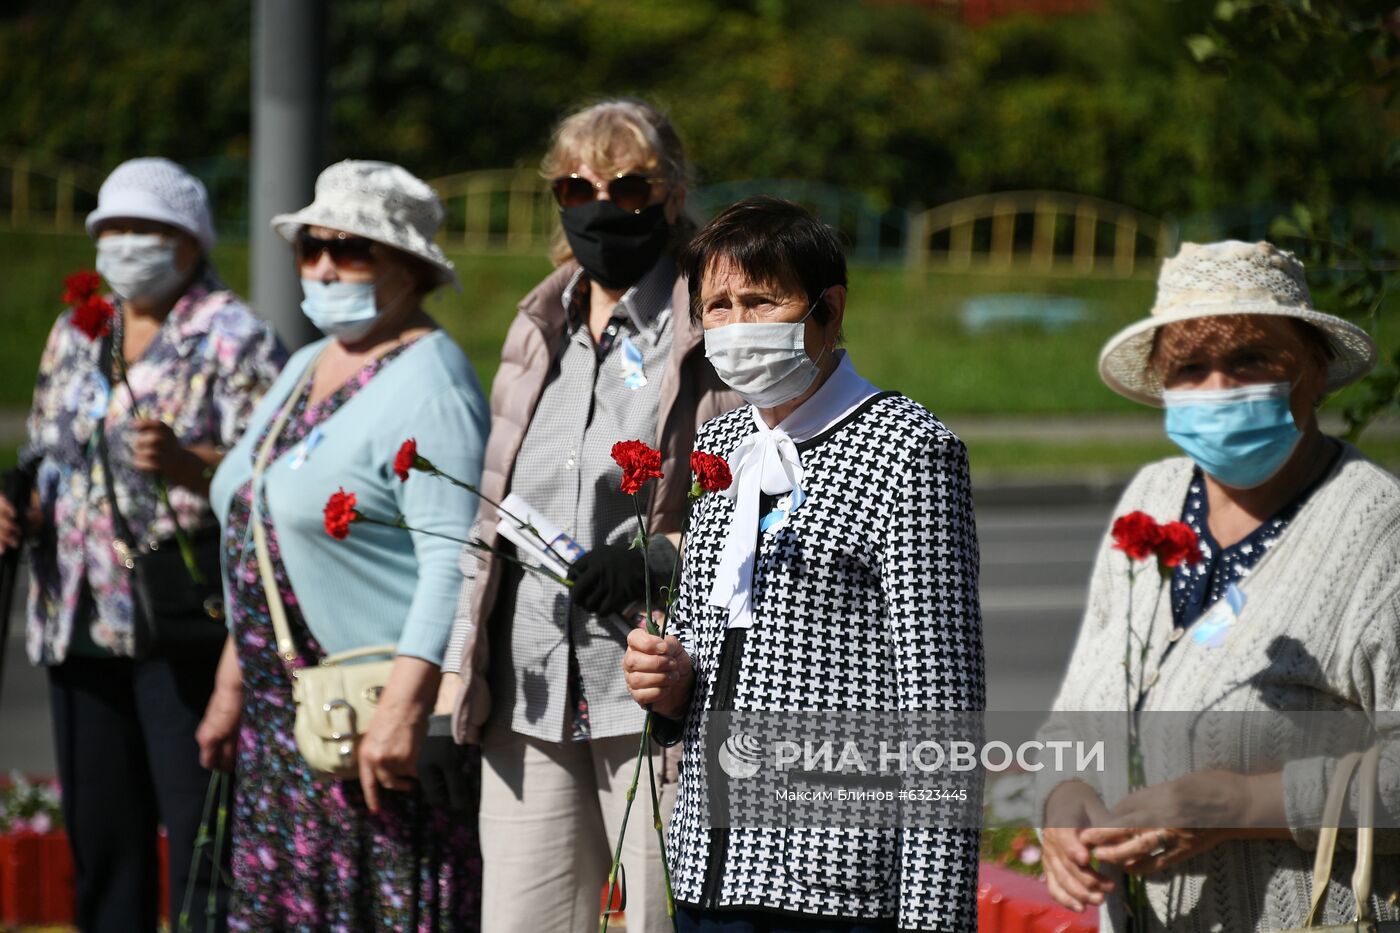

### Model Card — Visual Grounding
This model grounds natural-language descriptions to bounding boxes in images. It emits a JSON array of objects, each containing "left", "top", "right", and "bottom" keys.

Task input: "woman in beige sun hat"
[
  {"left": 1037, "top": 240, "right": 1400, "bottom": 931},
  {"left": 201, "top": 160, "right": 487, "bottom": 930}
]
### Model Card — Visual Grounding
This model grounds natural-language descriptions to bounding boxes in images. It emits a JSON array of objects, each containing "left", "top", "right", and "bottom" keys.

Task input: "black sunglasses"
[
  {"left": 550, "top": 173, "right": 667, "bottom": 214},
  {"left": 295, "top": 229, "right": 376, "bottom": 269}
]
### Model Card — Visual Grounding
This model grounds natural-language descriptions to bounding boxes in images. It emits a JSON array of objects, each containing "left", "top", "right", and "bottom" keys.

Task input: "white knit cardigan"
[{"left": 1038, "top": 446, "right": 1400, "bottom": 932}]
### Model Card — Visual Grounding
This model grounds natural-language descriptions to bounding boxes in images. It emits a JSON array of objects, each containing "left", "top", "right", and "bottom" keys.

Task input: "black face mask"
[{"left": 559, "top": 201, "right": 669, "bottom": 290}]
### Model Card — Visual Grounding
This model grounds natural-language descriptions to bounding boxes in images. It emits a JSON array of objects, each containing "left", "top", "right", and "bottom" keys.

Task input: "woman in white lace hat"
[
  {"left": 0, "top": 157, "right": 283, "bottom": 932},
  {"left": 1037, "top": 241, "right": 1400, "bottom": 931},
  {"left": 201, "top": 160, "right": 488, "bottom": 930}
]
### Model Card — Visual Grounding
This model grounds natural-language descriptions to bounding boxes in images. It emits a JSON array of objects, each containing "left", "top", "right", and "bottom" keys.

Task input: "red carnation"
[
  {"left": 62, "top": 269, "right": 103, "bottom": 306},
  {"left": 394, "top": 439, "right": 418, "bottom": 482},
  {"left": 1111, "top": 511, "right": 1162, "bottom": 562},
  {"left": 1155, "top": 521, "right": 1203, "bottom": 569},
  {"left": 323, "top": 488, "right": 360, "bottom": 540},
  {"left": 70, "top": 295, "right": 115, "bottom": 341},
  {"left": 690, "top": 450, "right": 732, "bottom": 495},
  {"left": 611, "top": 440, "right": 663, "bottom": 495}
]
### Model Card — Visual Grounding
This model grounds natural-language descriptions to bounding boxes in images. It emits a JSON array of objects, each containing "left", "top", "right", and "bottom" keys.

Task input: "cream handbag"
[
  {"left": 250, "top": 355, "right": 396, "bottom": 780},
  {"left": 1279, "top": 745, "right": 1399, "bottom": 932}
]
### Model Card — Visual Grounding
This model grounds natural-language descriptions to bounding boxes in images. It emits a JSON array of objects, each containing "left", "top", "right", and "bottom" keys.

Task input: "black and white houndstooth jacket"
[{"left": 657, "top": 392, "right": 985, "bottom": 931}]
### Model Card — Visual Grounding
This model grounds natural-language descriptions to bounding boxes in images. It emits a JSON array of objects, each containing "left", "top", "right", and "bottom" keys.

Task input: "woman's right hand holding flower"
[
  {"left": 623, "top": 629, "right": 694, "bottom": 720},
  {"left": 1042, "top": 780, "right": 1117, "bottom": 913}
]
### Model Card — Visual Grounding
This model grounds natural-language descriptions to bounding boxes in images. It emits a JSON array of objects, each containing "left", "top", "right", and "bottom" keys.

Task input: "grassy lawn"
[
  {"left": 0, "top": 230, "right": 1154, "bottom": 415},
  {"left": 2, "top": 230, "right": 1394, "bottom": 478}
]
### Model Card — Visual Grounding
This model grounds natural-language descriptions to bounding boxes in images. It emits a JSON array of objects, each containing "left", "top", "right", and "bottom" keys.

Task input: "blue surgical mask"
[
  {"left": 299, "top": 279, "right": 383, "bottom": 342},
  {"left": 1163, "top": 382, "right": 1302, "bottom": 488}
]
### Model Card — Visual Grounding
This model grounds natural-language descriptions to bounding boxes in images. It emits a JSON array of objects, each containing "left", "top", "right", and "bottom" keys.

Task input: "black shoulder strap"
[{"left": 94, "top": 312, "right": 137, "bottom": 551}]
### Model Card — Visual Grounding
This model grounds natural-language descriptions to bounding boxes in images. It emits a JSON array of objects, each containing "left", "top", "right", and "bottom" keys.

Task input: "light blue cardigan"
[{"left": 210, "top": 331, "right": 488, "bottom": 663}]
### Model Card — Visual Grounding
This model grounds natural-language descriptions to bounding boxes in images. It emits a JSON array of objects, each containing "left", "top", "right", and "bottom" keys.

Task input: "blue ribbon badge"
[
  {"left": 620, "top": 335, "right": 648, "bottom": 390},
  {"left": 287, "top": 425, "right": 325, "bottom": 471},
  {"left": 759, "top": 486, "right": 806, "bottom": 534},
  {"left": 1191, "top": 583, "right": 1247, "bottom": 648}
]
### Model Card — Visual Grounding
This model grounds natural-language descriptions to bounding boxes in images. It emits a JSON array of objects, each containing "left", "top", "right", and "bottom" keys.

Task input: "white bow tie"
[
  {"left": 708, "top": 423, "right": 805, "bottom": 630},
  {"left": 703, "top": 351, "right": 880, "bottom": 632}
]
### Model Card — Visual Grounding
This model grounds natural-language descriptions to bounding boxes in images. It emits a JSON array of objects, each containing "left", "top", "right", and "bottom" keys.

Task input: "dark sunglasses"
[
  {"left": 295, "top": 229, "right": 376, "bottom": 269},
  {"left": 550, "top": 173, "right": 667, "bottom": 214}
]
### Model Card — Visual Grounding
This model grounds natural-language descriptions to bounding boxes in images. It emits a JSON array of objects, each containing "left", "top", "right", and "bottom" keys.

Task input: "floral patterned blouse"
[{"left": 22, "top": 274, "right": 285, "bottom": 663}]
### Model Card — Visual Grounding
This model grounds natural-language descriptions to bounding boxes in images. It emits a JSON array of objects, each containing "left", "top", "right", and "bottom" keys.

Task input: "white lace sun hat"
[
  {"left": 86, "top": 157, "right": 216, "bottom": 253},
  {"left": 1098, "top": 240, "right": 1378, "bottom": 406},
  {"left": 271, "top": 160, "right": 459, "bottom": 289}
]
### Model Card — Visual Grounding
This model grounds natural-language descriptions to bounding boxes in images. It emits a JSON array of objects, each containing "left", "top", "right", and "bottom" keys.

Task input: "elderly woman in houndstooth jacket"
[
  {"left": 623, "top": 196, "right": 986, "bottom": 933},
  {"left": 1038, "top": 240, "right": 1400, "bottom": 932}
]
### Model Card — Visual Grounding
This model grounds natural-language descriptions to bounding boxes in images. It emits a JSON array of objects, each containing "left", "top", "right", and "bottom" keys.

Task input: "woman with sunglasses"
[
  {"left": 435, "top": 98, "right": 738, "bottom": 932},
  {"left": 0, "top": 157, "right": 283, "bottom": 933},
  {"left": 201, "top": 160, "right": 488, "bottom": 930}
]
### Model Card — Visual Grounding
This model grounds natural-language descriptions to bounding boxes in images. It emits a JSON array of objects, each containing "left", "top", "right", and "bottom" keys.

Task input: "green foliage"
[
  {"left": 3, "top": 1, "right": 1395, "bottom": 225},
  {"left": 1191, "top": 1, "right": 1400, "bottom": 438}
]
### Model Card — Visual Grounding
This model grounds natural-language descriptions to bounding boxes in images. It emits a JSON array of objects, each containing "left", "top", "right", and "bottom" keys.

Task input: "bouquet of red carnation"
[
  {"left": 63, "top": 270, "right": 115, "bottom": 340},
  {"left": 598, "top": 440, "right": 732, "bottom": 932},
  {"left": 1109, "top": 510, "right": 1202, "bottom": 930}
]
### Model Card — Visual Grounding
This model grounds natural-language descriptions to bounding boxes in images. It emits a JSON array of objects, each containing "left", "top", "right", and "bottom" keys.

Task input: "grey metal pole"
[{"left": 251, "top": 0, "right": 327, "bottom": 350}]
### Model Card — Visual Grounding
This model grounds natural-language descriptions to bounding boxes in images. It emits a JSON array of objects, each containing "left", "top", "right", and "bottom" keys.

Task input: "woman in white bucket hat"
[
  {"left": 202, "top": 160, "right": 487, "bottom": 929},
  {"left": 0, "top": 156, "right": 284, "bottom": 932},
  {"left": 1037, "top": 241, "right": 1400, "bottom": 930}
]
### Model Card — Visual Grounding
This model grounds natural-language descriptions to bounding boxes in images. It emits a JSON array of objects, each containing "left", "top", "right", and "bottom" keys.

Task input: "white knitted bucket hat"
[
  {"left": 86, "top": 157, "right": 216, "bottom": 253},
  {"left": 271, "top": 160, "right": 459, "bottom": 289},
  {"left": 1098, "top": 240, "right": 1377, "bottom": 406}
]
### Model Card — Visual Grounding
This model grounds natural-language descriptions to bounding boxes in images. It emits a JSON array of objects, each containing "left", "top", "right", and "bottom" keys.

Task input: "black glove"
[
  {"left": 567, "top": 542, "right": 648, "bottom": 615},
  {"left": 417, "top": 718, "right": 480, "bottom": 817}
]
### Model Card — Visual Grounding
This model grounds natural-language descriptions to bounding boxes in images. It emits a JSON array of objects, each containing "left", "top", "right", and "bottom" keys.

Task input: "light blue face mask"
[
  {"left": 299, "top": 279, "right": 383, "bottom": 342},
  {"left": 1163, "top": 382, "right": 1302, "bottom": 489}
]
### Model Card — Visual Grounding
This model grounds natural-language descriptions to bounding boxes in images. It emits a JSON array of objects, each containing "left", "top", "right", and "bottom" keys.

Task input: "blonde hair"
[{"left": 541, "top": 98, "right": 695, "bottom": 267}]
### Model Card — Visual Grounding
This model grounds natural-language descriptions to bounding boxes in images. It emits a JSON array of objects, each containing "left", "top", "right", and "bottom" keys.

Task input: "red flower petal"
[
  {"left": 323, "top": 488, "right": 359, "bottom": 540},
  {"left": 611, "top": 440, "right": 663, "bottom": 495},
  {"left": 1155, "top": 521, "right": 1203, "bottom": 569},
  {"left": 62, "top": 269, "right": 103, "bottom": 307},
  {"left": 394, "top": 439, "right": 417, "bottom": 483},
  {"left": 690, "top": 450, "right": 733, "bottom": 493},
  {"left": 1111, "top": 511, "right": 1162, "bottom": 562},
  {"left": 70, "top": 295, "right": 114, "bottom": 341}
]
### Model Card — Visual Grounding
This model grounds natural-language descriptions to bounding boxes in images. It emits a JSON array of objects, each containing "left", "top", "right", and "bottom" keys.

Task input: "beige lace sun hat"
[
  {"left": 1098, "top": 240, "right": 1377, "bottom": 406},
  {"left": 271, "top": 159, "right": 459, "bottom": 289}
]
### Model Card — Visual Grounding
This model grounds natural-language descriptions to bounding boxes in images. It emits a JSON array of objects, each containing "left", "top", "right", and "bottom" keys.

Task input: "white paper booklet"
[{"left": 495, "top": 493, "right": 585, "bottom": 579}]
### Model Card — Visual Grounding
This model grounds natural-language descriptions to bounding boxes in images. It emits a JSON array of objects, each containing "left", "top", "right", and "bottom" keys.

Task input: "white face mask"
[
  {"left": 96, "top": 233, "right": 186, "bottom": 302},
  {"left": 703, "top": 291, "right": 830, "bottom": 408}
]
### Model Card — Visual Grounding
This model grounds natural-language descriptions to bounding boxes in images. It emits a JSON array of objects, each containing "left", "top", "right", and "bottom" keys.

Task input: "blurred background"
[{"left": 0, "top": 0, "right": 1397, "bottom": 764}]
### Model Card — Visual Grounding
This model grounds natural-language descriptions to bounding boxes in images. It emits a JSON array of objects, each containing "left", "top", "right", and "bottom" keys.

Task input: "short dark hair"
[{"left": 680, "top": 196, "right": 847, "bottom": 324}]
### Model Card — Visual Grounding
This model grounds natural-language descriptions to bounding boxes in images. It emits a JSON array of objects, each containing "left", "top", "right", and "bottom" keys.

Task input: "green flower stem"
[
  {"left": 357, "top": 514, "right": 573, "bottom": 588},
  {"left": 645, "top": 723, "right": 677, "bottom": 922},
  {"left": 422, "top": 464, "right": 575, "bottom": 570},
  {"left": 600, "top": 719, "right": 654, "bottom": 933},
  {"left": 206, "top": 772, "right": 229, "bottom": 924},
  {"left": 1119, "top": 558, "right": 1166, "bottom": 931},
  {"left": 113, "top": 353, "right": 205, "bottom": 585},
  {"left": 177, "top": 773, "right": 221, "bottom": 932},
  {"left": 599, "top": 495, "right": 677, "bottom": 930},
  {"left": 375, "top": 516, "right": 570, "bottom": 587}
]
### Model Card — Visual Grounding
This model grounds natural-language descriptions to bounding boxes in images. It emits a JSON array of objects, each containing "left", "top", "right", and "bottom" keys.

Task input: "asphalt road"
[{"left": 0, "top": 500, "right": 1113, "bottom": 775}]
